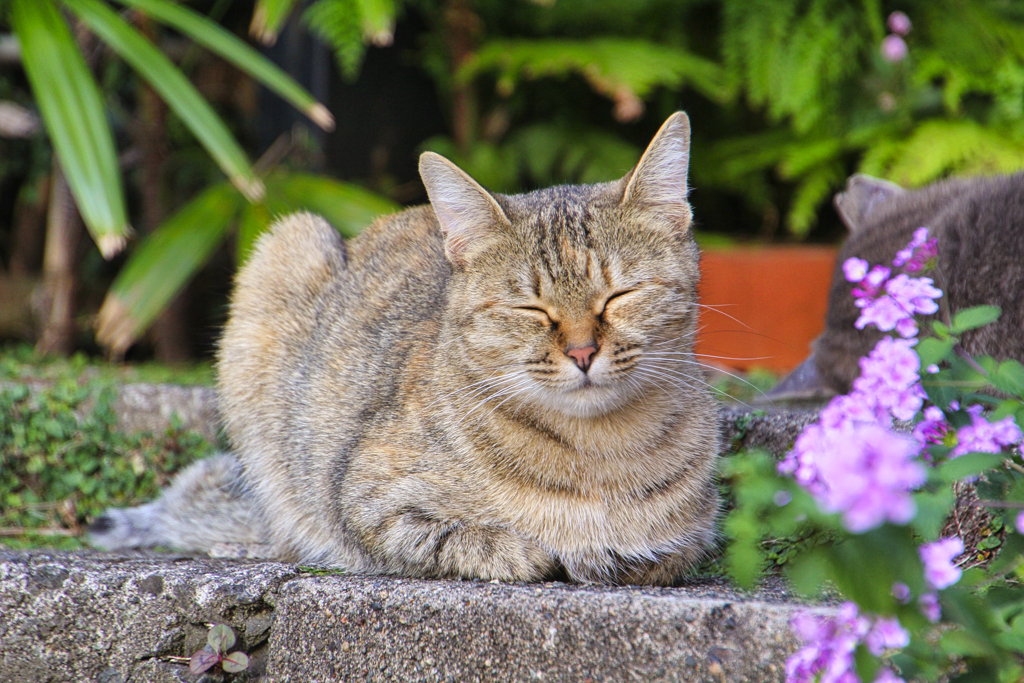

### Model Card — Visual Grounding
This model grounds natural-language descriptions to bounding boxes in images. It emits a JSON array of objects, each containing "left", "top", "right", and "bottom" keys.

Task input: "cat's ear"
[
  {"left": 620, "top": 111, "right": 692, "bottom": 233},
  {"left": 419, "top": 152, "right": 510, "bottom": 266},
  {"left": 834, "top": 174, "right": 904, "bottom": 233}
]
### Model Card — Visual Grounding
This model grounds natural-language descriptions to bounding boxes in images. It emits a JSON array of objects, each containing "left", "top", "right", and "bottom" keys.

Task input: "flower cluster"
[
  {"left": 778, "top": 225, "right": 1024, "bottom": 682},
  {"left": 787, "top": 603, "right": 908, "bottom": 683},
  {"left": 779, "top": 337, "right": 927, "bottom": 531},
  {"left": 844, "top": 246, "right": 942, "bottom": 338},
  {"left": 952, "top": 406, "right": 1023, "bottom": 457},
  {"left": 912, "top": 403, "right": 1022, "bottom": 458},
  {"left": 780, "top": 228, "right": 944, "bottom": 532},
  {"left": 783, "top": 421, "right": 925, "bottom": 533},
  {"left": 892, "top": 227, "right": 938, "bottom": 273}
]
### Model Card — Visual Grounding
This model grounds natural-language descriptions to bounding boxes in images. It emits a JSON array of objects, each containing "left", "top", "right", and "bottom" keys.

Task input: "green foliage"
[
  {"left": 304, "top": 0, "right": 398, "bottom": 80},
  {"left": 463, "top": 37, "right": 734, "bottom": 111},
  {"left": 423, "top": 122, "right": 640, "bottom": 192},
  {"left": 97, "top": 173, "right": 398, "bottom": 355},
  {"left": 724, "top": 304, "right": 1024, "bottom": 680},
  {"left": 0, "top": 348, "right": 214, "bottom": 548},
  {"left": 0, "top": 343, "right": 215, "bottom": 387}
]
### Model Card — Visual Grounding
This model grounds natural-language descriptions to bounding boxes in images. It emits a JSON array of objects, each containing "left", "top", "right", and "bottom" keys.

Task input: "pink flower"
[
  {"left": 853, "top": 265, "right": 892, "bottom": 298},
  {"left": 816, "top": 423, "right": 926, "bottom": 532},
  {"left": 882, "top": 35, "right": 908, "bottom": 62},
  {"left": 913, "top": 406, "right": 950, "bottom": 447},
  {"left": 1017, "top": 510, "right": 1024, "bottom": 534},
  {"left": 920, "top": 537, "right": 964, "bottom": 590},
  {"left": 892, "top": 582, "right": 911, "bottom": 603},
  {"left": 919, "top": 592, "right": 941, "bottom": 622},
  {"left": 786, "top": 603, "right": 870, "bottom": 683},
  {"left": 844, "top": 257, "right": 869, "bottom": 282},
  {"left": 787, "top": 605, "right": 908, "bottom": 683},
  {"left": 888, "top": 11, "right": 912, "bottom": 35},
  {"left": 874, "top": 668, "right": 907, "bottom": 683},
  {"left": 952, "top": 412, "right": 1023, "bottom": 457},
  {"left": 865, "top": 616, "right": 910, "bottom": 655}
]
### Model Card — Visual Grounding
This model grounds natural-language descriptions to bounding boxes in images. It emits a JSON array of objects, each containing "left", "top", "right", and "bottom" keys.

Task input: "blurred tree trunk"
[
  {"left": 444, "top": 0, "right": 481, "bottom": 153},
  {"left": 9, "top": 173, "right": 49, "bottom": 278},
  {"left": 136, "top": 11, "right": 191, "bottom": 363},
  {"left": 35, "top": 163, "right": 83, "bottom": 356}
]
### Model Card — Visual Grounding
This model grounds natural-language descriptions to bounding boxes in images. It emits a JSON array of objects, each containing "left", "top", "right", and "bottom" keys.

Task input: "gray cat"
[{"left": 768, "top": 173, "right": 1024, "bottom": 401}]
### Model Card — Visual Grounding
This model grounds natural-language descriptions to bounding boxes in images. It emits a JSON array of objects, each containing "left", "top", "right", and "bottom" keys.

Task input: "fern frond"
[
  {"left": 879, "top": 120, "right": 1024, "bottom": 186},
  {"left": 303, "top": 0, "right": 397, "bottom": 80},
  {"left": 461, "top": 38, "right": 735, "bottom": 120}
]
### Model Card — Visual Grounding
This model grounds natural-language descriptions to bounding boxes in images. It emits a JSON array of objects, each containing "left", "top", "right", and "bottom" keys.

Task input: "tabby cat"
[{"left": 90, "top": 112, "right": 721, "bottom": 585}]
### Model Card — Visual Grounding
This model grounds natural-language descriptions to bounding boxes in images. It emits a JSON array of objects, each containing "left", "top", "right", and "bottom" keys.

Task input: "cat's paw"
[{"left": 436, "top": 525, "right": 555, "bottom": 582}]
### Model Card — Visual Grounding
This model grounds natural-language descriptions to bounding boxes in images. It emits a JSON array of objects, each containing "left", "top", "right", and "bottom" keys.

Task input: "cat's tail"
[{"left": 87, "top": 453, "right": 268, "bottom": 555}]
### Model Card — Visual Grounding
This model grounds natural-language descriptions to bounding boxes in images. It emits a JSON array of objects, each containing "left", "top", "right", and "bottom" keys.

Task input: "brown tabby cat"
[
  {"left": 767, "top": 172, "right": 1024, "bottom": 401},
  {"left": 89, "top": 112, "right": 721, "bottom": 585}
]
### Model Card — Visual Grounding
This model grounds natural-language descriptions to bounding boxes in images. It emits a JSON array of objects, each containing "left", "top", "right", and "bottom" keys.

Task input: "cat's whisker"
[
  {"left": 694, "top": 303, "right": 756, "bottom": 332},
  {"left": 639, "top": 362, "right": 755, "bottom": 409},
  {"left": 426, "top": 370, "right": 519, "bottom": 410},
  {"left": 454, "top": 375, "right": 531, "bottom": 417},
  {"left": 641, "top": 355, "right": 769, "bottom": 401},
  {"left": 455, "top": 374, "right": 534, "bottom": 427}
]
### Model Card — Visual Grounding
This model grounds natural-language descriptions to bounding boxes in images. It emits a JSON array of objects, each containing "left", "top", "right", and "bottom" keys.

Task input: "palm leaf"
[
  {"left": 112, "top": 0, "right": 334, "bottom": 130},
  {"left": 96, "top": 183, "right": 242, "bottom": 355},
  {"left": 265, "top": 173, "right": 398, "bottom": 237},
  {"left": 250, "top": 0, "right": 300, "bottom": 45},
  {"left": 11, "top": 0, "right": 129, "bottom": 257},
  {"left": 64, "top": 0, "right": 265, "bottom": 201}
]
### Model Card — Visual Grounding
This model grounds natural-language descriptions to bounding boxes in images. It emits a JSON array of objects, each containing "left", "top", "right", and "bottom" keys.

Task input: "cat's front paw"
[{"left": 436, "top": 525, "right": 555, "bottom": 582}]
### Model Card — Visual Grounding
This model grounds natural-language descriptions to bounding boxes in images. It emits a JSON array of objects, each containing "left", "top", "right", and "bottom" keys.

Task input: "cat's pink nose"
[{"left": 567, "top": 345, "right": 598, "bottom": 372}]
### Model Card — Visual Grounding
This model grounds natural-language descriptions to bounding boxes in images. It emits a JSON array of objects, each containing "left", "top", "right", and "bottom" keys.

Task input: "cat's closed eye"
[
  {"left": 514, "top": 305, "right": 555, "bottom": 325},
  {"left": 599, "top": 289, "right": 637, "bottom": 316}
]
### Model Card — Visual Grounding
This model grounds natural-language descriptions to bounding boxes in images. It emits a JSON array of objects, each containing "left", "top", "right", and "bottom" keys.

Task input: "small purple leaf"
[
  {"left": 222, "top": 651, "right": 250, "bottom": 673},
  {"left": 189, "top": 646, "right": 220, "bottom": 675},
  {"left": 207, "top": 624, "right": 236, "bottom": 653}
]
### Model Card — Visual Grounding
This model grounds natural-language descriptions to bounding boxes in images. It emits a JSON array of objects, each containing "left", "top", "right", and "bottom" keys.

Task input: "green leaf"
[
  {"left": 250, "top": 0, "right": 299, "bottom": 45},
  {"left": 112, "top": 0, "right": 333, "bottom": 131},
  {"left": 10, "top": 0, "right": 129, "bottom": 257},
  {"left": 940, "top": 629, "right": 992, "bottom": 657},
  {"left": 951, "top": 305, "right": 1002, "bottom": 334},
  {"left": 462, "top": 38, "right": 735, "bottom": 113},
  {"left": 933, "top": 453, "right": 1006, "bottom": 484},
  {"left": 222, "top": 651, "right": 250, "bottom": 673},
  {"left": 189, "top": 646, "right": 219, "bottom": 675},
  {"left": 994, "top": 360, "right": 1024, "bottom": 398},
  {"left": 917, "top": 337, "right": 955, "bottom": 368},
  {"left": 910, "top": 488, "right": 956, "bottom": 541},
  {"left": 96, "top": 183, "right": 242, "bottom": 355},
  {"left": 207, "top": 624, "right": 236, "bottom": 653},
  {"left": 265, "top": 173, "right": 398, "bottom": 237},
  {"left": 63, "top": 0, "right": 264, "bottom": 202}
]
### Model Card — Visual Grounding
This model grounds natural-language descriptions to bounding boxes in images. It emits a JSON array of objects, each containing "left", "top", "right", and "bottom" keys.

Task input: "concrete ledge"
[{"left": 0, "top": 551, "right": 828, "bottom": 682}]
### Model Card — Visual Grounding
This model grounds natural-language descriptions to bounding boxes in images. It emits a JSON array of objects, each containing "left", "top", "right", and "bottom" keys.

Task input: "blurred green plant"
[
  {"left": 0, "top": 377, "right": 213, "bottom": 549},
  {"left": 8, "top": 0, "right": 334, "bottom": 256},
  {"left": 704, "top": 0, "right": 1024, "bottom": 236},
  {"left": 389, "top": 0, "right": 1024, "bottom": 236},
  {"left": 96, "top": 173, "right": 397, "bottom": 354},
  {"left": 3, "top": 0, "right": 410, "bottom": 355}
]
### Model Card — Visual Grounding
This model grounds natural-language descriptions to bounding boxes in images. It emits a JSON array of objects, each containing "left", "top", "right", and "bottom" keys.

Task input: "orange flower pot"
[{"left": 696, "top": 246, "right": 839, "bottom": 373}]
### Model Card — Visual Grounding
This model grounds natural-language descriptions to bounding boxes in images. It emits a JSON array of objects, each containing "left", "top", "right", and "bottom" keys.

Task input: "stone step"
[
  {"left": 0, "top": 550, "right": 830, "bottom": 682},
  {"left": 3, "top": 384, "right": 828, "bottom": 680}
]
